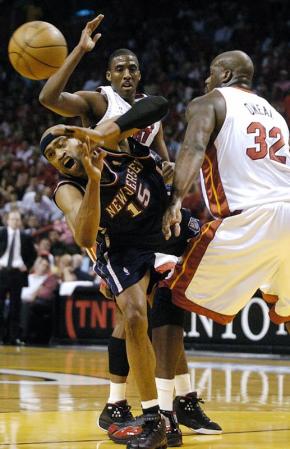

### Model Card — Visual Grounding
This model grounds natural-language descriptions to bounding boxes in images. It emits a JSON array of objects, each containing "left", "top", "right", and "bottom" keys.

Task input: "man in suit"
[{"left": 0, "top": 210, "right": 37, "bottom": 344}]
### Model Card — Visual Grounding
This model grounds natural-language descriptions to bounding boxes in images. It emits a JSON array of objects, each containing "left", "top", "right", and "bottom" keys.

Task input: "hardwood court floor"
[{"left": 0, "top": 345, "right": 290, "bottom": 449}]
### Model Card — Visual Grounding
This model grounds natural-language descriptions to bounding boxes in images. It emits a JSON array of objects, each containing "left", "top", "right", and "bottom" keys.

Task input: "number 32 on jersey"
[{"left": 246, "top": 121, "right": 287, "bottom": 164}]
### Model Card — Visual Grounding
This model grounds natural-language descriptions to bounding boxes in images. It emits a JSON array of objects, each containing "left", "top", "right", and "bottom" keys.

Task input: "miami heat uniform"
[
  {"left": 96, "top": 85, "right": 160, "bottom": 146},
  {"left": 53, "top": 139, "right": 200, "bottom": 296},
  {"left": 166, "top": 86, "right": 290, "bottom": 325}
]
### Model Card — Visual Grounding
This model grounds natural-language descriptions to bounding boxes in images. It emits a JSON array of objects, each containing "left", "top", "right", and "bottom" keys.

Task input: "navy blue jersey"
[
  {"left": 98, "top": 138, "right": 170, "bottom": 251},
  {"left": 53, "top": 139, "right": 199, "bottom": 257}
]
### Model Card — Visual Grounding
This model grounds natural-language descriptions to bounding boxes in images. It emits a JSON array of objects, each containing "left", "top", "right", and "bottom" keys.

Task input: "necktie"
[{"left": 7, "top": 231, "right": 16, "bottom": 268}]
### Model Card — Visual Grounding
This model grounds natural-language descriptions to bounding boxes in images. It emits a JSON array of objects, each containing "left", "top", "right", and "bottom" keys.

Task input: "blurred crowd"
[{"left": 0, "top": 0, "right": 289, "bottom": 342}]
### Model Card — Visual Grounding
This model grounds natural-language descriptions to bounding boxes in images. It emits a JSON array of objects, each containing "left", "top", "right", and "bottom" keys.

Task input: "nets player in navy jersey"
[
  {"left": 40, "top": 98, "right": 190, "bottom": 447},
  {"left": 40, "top": 99, "right": 221, "bottom": 448}
]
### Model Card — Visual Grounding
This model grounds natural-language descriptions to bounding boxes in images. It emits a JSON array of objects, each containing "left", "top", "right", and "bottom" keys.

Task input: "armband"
[{"left": 115, "top": 96, "right": 168, "bottom": 132}]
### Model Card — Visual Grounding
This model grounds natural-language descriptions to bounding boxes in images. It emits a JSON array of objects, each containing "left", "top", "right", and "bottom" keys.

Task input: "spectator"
[
  {"left": 22, "top": 187, "right": 62, "bottom": 224},
  {"left": 0, "top": 210, "right": 37, "bottom": 345},
  {"left": 72, "top": 253, "right": 95, "bottom": 281},
  {"left": 21, "top": 256, "right": 59, "bottom": 343}
]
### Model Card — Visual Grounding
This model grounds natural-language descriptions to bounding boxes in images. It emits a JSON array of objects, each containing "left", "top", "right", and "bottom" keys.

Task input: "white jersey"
[
  {"left": 200, "top": 86, "right": 290, "bottom": 218},
  {"left": 96, "top": 85, "right": 160, "bottom": 147}
]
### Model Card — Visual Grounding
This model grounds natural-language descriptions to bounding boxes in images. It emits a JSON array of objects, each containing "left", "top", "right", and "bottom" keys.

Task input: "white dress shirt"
[{"left": 0, "top": 227, "right": 25, "bottom": 268}]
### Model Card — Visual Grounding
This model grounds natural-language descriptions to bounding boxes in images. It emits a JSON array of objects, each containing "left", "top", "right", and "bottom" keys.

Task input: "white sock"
[
  {"left": 108, "top": 382, "right": 127, "bottom": 403},
  {"left": 174, "top": 373, "right": 191, "bottom": 396},
  {"left": 141, "top": 399, "right": 159, "bottom": 410},
  {"left": 156, "top": 377, "right": 175, "bottom": 411}
]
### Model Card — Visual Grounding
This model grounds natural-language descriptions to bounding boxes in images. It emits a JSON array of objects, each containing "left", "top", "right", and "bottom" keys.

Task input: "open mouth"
[{"left": 63, "top": 158, "right": 75, "bottom": 169}]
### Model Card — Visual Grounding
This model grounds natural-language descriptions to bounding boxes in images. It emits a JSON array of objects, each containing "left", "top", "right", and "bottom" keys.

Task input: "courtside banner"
[
  {"left": 184, "top": 292, "right": 289, "bottom": 353},
  {"left": 52, "top": 287, "right": 289, "bottom": 352},
  {"left": 52, "top": 285, "right": 116, "bottom": 343}
]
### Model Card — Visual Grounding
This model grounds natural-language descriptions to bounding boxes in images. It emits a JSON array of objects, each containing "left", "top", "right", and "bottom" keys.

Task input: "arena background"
[{"left": 0, "top": 0, "right": 289, "bottom": 352}]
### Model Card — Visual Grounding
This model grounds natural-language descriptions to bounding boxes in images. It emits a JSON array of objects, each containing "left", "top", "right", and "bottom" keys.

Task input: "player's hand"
[
  {"left": 93, "top": 119, "right": 122, "bottom": 148},
  {"left": 78, "top": 14, "right": 104, "bottom": 52},
  {"left": 81, "top": 137, "right": 106, "bottom": 182},
  {"left": 54, "top": 125, "right": 91, "bottom": 141},
  {"left": 162, "top": 199, "right": 182, "bottom": 240},
  {"left": 162, "top": 161, "right": 175, "bottom": 185}
]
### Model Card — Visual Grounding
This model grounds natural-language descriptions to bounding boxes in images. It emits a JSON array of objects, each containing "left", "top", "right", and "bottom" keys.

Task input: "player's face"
[
  {"left": 44, "top": 136, "right": 86, "bottom": 178},
  {"left": 106, "top": 55, "right": 141, "bottom": 100},
  {"left": 204, "top": 61, "right": 224, "bottom": 92}
]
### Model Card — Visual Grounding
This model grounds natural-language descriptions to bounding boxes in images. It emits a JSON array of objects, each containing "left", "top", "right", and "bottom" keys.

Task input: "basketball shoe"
[
  {"left": 160, "top": 410, "right": 182, "bottom": 447},
  {"left": 97, "top": 400, "right": 135, "bottom": 431},
  {"left": 127, "top": 413, "right": 167, "bottom": 449},
  {"left": 173, "top": 392, "right": 222, "bottom": 434},
  {"left": 108, "top": 410, "right": 181, "bottom": 447}
]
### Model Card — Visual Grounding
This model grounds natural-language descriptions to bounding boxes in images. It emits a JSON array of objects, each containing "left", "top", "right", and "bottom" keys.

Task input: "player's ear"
[
  {"left": 106, "top": 70, "right": 111, "bottom": 82},
  {"left": 223, "top": 69, "right": 232, "bottom": 84}
]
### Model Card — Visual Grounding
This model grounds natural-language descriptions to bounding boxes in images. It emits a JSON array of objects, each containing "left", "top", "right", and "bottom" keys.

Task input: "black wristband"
[{"left": 115, "top": 96, "right": 168, "bottom": 132}]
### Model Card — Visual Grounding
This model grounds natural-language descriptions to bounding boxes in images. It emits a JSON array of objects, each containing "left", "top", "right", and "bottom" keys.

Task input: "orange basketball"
[{"left": 8, "top": 21, "right": 68, "bottom": 80}]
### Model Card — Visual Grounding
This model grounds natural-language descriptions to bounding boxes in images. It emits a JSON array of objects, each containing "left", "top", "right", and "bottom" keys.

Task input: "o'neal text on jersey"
[{"left": 105, "top": 159, "right": 151, "bottom": 218}]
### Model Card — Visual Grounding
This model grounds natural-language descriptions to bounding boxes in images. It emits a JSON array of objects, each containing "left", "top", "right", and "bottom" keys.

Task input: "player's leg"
[
  {"left": 265, "top": 256, "right": 290, "bottom": 332},
  {"left": 152, "top": 287, "right": 222, "bottom": 437},
  {"left": 98, "top": 306, "right": 133, "bottom": 430},
  {"left": 115, "top": 272, "right": 166, "bottom": 449},
  {"left": 260, "top": 203, "right": 290, "bottom": 333}
]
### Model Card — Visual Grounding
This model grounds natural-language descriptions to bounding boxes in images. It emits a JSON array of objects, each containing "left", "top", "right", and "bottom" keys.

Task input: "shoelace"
[
  {"left": 185, "top": 396, "right": 211, "bottom": 423},
  {"left": 118, "top": 403, "right": 134, "bottom": 420}
]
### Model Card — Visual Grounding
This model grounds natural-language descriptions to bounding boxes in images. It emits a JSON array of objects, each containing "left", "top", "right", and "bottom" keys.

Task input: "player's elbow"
[
  {"left": 39, "top": 88, "right": 59, "bottom": 108},
  {"left": 39, "top": 89, "right": 52, "bottom": 107}
]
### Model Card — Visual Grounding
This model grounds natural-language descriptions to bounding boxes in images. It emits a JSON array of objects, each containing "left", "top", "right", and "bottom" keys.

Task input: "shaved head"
[
  {"left": 205, "top": 50, "right": 254, "bottom": 92},
  {"left": 213, "top": 50, "right": 254, "bottom": 82}
]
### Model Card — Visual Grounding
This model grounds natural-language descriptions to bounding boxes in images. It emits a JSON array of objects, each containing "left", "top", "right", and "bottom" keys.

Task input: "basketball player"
[
  {"left": 161, "top": 50, "right": 290, "bottom": 335},
  {"left": 39, "top": 98, "right": 208, "bottom": 449},
  {"left": 39, "top": 15, "right": 222, "bottom": 444},
  {"left": 39, "top": 16, "right": 170, "bottom": 423},
  {"left": 39, "top": 14, "right": 168, "bottom": 160}
]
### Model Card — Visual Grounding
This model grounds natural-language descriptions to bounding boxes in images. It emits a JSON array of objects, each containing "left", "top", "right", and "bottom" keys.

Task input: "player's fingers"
[
  {"left": 87, "top": 14, "right": 104, "bottom": 30},
  {"left": 162, "top": 217, "right": 172, "bottom": 240},
  {"left": 81, "top": 141, "right": 89, "bottom": 159},
  {"left": 93, "top": 33, "right": 102, "bottom": 44},
  {"left": 85, "top": 136, "right": 91, "bottom": 151},
  {"left": 173, "top": 223, "right": 181, "bottom": 237},
  {"left": 63, "top": 126, "right": 74, "bottom": 135},
  {"left": 97, "top": 149, "right": 106, "bottom": 161}
]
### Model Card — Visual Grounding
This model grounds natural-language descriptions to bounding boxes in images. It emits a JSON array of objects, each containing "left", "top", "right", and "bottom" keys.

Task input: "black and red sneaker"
[
  {"left": 108, "top": 420, "right": 143, "bottom": 444},
  {"left": 108, "top": 411, "right": 181, "bottom": 447},
  {"left": 127, "top": 413, "right": 167, "bottom": 449},
  {"left": 97, "top": 400, "right": 135, "bottom": 431}
]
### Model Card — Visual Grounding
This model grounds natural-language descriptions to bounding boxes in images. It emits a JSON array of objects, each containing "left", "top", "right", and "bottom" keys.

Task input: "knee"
[{"left": 123, "top": 304, "right": 147, "bottom": 334}]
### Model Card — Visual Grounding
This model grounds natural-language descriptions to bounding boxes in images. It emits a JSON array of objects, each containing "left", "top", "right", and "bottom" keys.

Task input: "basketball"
[{"left": 8, "top": 21, "right": 68, "bottom": 80}]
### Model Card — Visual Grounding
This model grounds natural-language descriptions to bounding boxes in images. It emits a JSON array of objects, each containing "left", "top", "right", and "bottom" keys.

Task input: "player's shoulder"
[
  {"left": 55, "top": 176, "right": 86, "bottom": 196},
  {"left": 187, "top": 90, "right": 225, "bottom": 115}
]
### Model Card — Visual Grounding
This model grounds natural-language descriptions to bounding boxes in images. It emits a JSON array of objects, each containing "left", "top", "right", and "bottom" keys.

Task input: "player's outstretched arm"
[
  {"left": 47, "top": 96, "right": 169, "bottom": 149},
  {"left": 39, "top": 14, "right": 104, "bottom": 118}
]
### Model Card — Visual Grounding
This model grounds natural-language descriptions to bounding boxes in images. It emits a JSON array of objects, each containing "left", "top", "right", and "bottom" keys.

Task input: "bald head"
[
  {"left": 206, "top": 50, "right": 254, "bottom": 92},
  {"left": 214, "top": 51, "right": 254, "bottom": 81}
]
